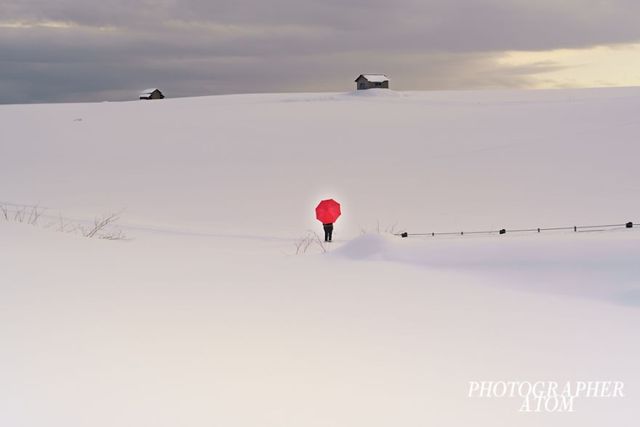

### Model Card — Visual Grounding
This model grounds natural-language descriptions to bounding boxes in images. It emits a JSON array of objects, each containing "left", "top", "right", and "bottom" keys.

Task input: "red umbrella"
[{"left": 316, "top": 199, "right": 341, "bottom": 224}]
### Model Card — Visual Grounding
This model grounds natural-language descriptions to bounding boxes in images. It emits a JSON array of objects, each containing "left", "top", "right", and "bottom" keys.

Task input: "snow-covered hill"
[
  {"left": 3, "top": 87, "right": 640, "bottom": 234},
  {"left": 1, "top": 88, "right": 639, "bottom": 426}
]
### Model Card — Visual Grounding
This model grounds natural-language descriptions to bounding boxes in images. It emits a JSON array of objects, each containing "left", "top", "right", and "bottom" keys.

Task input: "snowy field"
[{"left": 1, "top": 87, "right": 639, "bottom": 425}]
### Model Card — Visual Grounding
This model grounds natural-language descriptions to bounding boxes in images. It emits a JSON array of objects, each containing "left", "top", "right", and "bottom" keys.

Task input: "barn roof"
[
  {"left": 355, "top": 74, "right": 389, "bottom": 83},
  {"left": 140, "top": 88, "right": 161, "bottom": 95}
]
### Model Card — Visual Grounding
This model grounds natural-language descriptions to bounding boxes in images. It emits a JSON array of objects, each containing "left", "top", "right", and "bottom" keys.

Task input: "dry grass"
[
  {"left": 294, "top": 230, "right": 327, "bottom": 254},
  {"left": 1, "top": 203, "right": 127, "bottom": 240}
]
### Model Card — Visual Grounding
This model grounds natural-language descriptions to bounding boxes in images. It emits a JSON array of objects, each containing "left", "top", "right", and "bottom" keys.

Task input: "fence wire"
[{"left": 396, "top": 221, "right": 637, "bottom": 239}]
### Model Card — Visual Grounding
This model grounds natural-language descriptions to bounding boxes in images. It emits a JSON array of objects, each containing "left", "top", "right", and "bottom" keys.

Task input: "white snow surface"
[
  {"left": 1, "top": 88, "right": 640, "bottom": 426},
  {"left": 358, "top": 74, "right": 389, "bottom": 82}
]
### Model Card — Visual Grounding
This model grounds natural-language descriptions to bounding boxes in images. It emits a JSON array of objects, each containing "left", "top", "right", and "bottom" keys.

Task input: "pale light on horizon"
[{"left": 499, "top": 44, "right": 640, "bottom": 89}]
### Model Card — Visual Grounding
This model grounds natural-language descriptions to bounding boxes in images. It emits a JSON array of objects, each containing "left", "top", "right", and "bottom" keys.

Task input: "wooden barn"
[
  {"left": 355, "top": 74, "right": 390, "bottom": 90},
  {"left": 139, "top": 88, "right": 165, "bottom": 100}
]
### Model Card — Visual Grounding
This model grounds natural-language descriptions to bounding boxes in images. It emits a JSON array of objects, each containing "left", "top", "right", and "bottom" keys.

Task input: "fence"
[{"left": 396, "top": 221, "right": 637, "bottom": 238}]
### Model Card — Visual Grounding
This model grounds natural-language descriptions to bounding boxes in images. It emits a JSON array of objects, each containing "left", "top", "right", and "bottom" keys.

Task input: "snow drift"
[{"left": 1, "top": 88, "right": 639, "bottom": 426}]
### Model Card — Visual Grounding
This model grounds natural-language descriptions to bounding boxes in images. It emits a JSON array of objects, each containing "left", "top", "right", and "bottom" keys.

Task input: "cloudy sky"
[{"left": 2, "top": 0, "right": 640, "bottom": 104}]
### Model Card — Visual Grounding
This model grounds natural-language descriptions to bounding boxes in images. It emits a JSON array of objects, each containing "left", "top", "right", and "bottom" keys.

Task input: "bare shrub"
[
  {"left": 313, "top": 231, "right": 327, "bottom": 253},
  {"left": 294, "top": 233, "right": 314, "bottom": 254},
  {"left": 81, "top": 213, "right": 127, "bottom": 240},
  {"left": 82, "top": 213, "right": 117, "bottom": 238},
  {"left": 27, "top": 205, "right": 43, "bottom": 225},
  {"left": 295, "top": 230, "right": 327, "bottom": 254},
  {"left": 13, "top": 207, "right": 25, "bottom": 222},
  {"left": 1, "top": 203, "right": 127, "bottom": 241}
]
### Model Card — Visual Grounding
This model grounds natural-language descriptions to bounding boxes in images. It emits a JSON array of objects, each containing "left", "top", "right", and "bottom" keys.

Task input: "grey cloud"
[
  {"left": 2, "top": 0, "right": 640, "bottom": 103},
  {"left": 5, "top": 0, "right": 640, "bottom": 50}
]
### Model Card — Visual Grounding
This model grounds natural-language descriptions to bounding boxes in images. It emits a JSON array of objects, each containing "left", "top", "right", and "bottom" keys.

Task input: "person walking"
[
  {"left": 323, "top": 222, "right": 334, "bottom": 242},
  {"left": 316, "top": 199, "right": 341, "bottom": 243}
]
